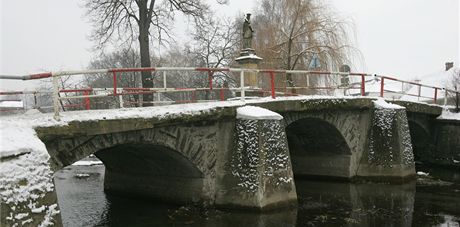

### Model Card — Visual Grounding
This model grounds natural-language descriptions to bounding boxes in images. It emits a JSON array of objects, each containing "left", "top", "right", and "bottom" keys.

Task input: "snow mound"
[
  {"left": 0, "top": 124, "right": 45, "bottom": 158},
  {"left": 373, "top": 98, "right": 405, "bottom": 109},
  {"left": 236, "top": 106, "right": 283, "bottom": 120},
  {"left": 417, "top": 171, "right": 429, "bottom": 176},
  {"left": 437, "top": 109, "right": 460, "bottom": 120},
  {"left": 72, "top": 160, "right": 103, "bottom": 166}
]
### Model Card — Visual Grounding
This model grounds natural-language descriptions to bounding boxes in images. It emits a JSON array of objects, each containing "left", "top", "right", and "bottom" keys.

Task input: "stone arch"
[
  {"left": 282, "top": 111, "right": 360, "bottom": 178},
  {"left": 46, "top": 125, "right": 218, "bottom": 176},
  {"left": 407, "top": 119, "right": 434, "bottom": 163},
  {"left": 286, "top": 117, "right": 351, "bottom": 155},
  {"left": 44, "top": 124, "right": 219, "bottom": 203},
  {"left": 94, "top": 143, "right": 203, "bottom": 178},
  {"left": 282, "top": 110, "right": 366, "bottom": 153}
]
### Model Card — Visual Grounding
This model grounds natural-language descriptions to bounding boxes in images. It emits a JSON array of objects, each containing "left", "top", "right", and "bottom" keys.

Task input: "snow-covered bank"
[
  {"left": 72, "top": 160, "right": 103, "bottom": 166},
  {"left": 437, "top": 109, "right": 460, "bottom": 120}
]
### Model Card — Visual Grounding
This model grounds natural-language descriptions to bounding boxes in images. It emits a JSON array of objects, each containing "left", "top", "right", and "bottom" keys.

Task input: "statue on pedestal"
[{"left": 242, "top": 13, "right": 253, "bottom": 50}]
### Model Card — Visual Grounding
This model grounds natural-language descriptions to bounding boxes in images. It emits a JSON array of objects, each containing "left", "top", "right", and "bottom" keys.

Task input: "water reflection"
[
  {"left": 296, "top": 180, "right": 415, "bottom": 226},
  {"left": 96, "top": 196, "right": 297, "bottom": 227},
  {"left": 54, "top": 164, "right": 460, "bottom": 227}
]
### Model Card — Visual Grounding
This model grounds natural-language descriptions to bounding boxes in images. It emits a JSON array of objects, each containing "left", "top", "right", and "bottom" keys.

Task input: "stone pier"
[{"left": 215, "top": 106, "right": 297, "bottom": 210}]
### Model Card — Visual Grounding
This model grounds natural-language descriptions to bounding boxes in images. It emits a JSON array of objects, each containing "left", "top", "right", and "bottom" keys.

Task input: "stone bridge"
[{"left": 32, "top": 97, "right": 458, "bottom": 213}]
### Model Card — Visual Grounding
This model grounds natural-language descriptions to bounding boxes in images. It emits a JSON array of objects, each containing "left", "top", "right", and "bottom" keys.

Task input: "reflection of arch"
[
  {"left": 407, "top": 120, "right": 433, "bottom": 162},
  {"left": 286, "top": 117, "right": 352, "bottom": 178}
]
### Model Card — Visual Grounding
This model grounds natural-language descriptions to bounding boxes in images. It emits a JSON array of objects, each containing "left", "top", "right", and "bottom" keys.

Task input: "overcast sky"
[{"left": 0, "top": 0, "right": 458, "bottom": 90}]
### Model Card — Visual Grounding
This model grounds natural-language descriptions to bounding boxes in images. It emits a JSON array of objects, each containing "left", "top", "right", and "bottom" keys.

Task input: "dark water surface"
[{"left": 55, "top": 165, "right": 460, "bottom": 227}]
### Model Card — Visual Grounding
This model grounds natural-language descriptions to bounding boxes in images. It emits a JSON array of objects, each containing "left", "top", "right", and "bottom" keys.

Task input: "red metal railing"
[{"left": 0, "top": 67, "right": 458, "bottom": 120}]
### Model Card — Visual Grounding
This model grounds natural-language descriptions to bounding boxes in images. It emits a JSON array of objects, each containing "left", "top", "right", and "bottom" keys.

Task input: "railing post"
[
  {"left": 83, "top": 90, "right": 90, "bottom": 110},
  {"left": 270, "top": 71, "right": 276, "bottom": 99},
  {"left": 418, "top": 85, "right": 421, "bottom": 101},
  {"left": 361, "top": 74, "right": 366, "bottom": 96},
  {"left": 380, "top": 77, "right": 384, "bottom": 97},
  {"left": 434, "top": 88, "right": 438, "bottom": 103},
  {"left": 163, "top": 71, "right": 167, "bottom": 90},
  {"left": 112, "top": 71, "right": 117, "bottom": 96},
  {"left": 240, "top": 70, "right": 245, "bottom": 101},
  {"left": 220, "top": 87, "right": 225, "bottom": 101},
  {"left": 444, "top": 88, "right": 448, "bottom": 106},
  {"left": 52, "top": 74, "right": 60, "bottom": 121},
  {"left": 119, "top": 94, "right": 124, "bottom": 108},
  {"left": 208, "top": 71, "right": 213, "bottom": 91},
  {"left": 33, "top": 92, "right": 37, "bottom": 108},
  {"left": 208, "top": 71, "right": 213, "bottom": 100}
]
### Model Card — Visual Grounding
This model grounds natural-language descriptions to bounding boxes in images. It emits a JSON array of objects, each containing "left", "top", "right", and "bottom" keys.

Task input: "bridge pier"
[
  {"left": 215, "top": 106, "right": 297, "bottom": 210},
  {"left": 357, "top": 103, "right": 416, "bottom": 181}
]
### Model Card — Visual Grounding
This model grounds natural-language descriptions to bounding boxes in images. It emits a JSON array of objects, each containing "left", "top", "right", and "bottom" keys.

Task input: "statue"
[{"left": 242, "top": 13, "right": 253, "bottom": 49}]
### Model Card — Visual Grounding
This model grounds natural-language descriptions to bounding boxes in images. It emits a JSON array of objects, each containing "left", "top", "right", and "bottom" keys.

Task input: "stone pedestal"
[{"left": 235, "top": 48, "right": 262, "bottom": 89}]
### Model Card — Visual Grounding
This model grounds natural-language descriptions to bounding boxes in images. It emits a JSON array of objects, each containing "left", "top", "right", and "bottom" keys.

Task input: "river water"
[{"left": 54, "top": 163, "right": 460, "bottom": 227}]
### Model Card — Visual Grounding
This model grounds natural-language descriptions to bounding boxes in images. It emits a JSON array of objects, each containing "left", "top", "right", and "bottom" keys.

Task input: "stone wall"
[{"left": 432, "top": 119, "right": 460, "bottom": 168}]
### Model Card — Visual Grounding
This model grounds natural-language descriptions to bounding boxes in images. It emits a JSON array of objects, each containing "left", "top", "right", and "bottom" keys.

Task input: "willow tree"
[
  {"left": 84, "top": 0, "right": 208, "bottom": 106},
  {"left": 252, "top": 0, "right": 357, "bottom": 92}
]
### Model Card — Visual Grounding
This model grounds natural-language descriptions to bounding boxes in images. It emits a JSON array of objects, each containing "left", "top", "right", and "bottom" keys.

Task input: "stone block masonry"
[{"left": 215, "top": 106, "right": 297, "bottom": 210}]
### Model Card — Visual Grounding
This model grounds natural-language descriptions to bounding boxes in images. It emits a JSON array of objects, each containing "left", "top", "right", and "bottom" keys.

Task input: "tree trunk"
[
  {"left": 138, "top": 0, "right": 153, "bottom": 107},
  {"left": 286, "top": 38, "right": 296, "bottom": 94}
]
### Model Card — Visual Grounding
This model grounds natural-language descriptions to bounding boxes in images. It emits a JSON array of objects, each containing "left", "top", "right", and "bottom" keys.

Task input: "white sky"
[{"left": 0, "top": 0, "right": 459, "bottom": 90}]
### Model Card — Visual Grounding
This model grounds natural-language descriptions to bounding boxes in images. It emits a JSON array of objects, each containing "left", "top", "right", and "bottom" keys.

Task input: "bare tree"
[
  {"left": 191, "top": 16, "right": 240, "bottom": 69},
  {"left": 84, "top": 0, "right": 209, "bottom": 106},
  {"left": 85, "top": 48, "right": 143, "bottom": 108},
  {"left": 449, "top": 68, "right": 460, "bottom": 111},
  {"left": 190, "top": 15, "right": 240, "bottom": 97},
  {"left": 252, "top": 0, "right": 358, "bottom": 93}
]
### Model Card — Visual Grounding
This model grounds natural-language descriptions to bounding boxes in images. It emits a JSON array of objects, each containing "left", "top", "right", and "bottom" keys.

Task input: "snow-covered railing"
[
  {"left": 0, "top": 67, "right": 458, "bottom": 120},
  {"left": 375, "top": 75, "right": 453, "bottom": 104}
]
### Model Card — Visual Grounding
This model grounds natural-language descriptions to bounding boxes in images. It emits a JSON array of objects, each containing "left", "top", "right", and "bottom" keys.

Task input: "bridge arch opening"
[
  {"left": 91, "top": 143, "right": 205, "bottom": 204},
  {"left": 286, "top": 117, "right": 352, "bottom": 179},
  {"left": 407, "top": 120, "right": 434, "bottom": 164}
]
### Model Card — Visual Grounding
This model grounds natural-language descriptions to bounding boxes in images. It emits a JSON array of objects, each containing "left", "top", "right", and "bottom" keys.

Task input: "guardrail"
[{"left": 0, "top": 67, "right": 458, "bottom": 120}]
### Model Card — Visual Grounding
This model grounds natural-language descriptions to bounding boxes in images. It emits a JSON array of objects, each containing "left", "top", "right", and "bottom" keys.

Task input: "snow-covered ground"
[{"left": 437, "top": 109, "right": 460, "bottom": 120}]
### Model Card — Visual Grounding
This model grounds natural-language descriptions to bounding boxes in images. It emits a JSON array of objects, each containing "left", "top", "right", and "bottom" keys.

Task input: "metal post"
[
  {"left": 112, "top": 71, "right": 117, "bottom": 96},
  {"left": 434, "top": 88, "right": 438, "bottom": 103},
  {"left": 220, "top": 87, "right": 225, "bottom": 101},
  {"left": 444, "top": 88, "right": 448, "bottom": 106},
  {"left": 163, "top": 71, "right": 167, "bottom": 90},
  {"left": 83, "top": 90, "right": 90, "bottom": 110},
  {"left": 456, "top": 91, "right": 459, "bottom": 112},
  {"left": 361, "top": 74, "right": 366, "bottom": 96},
  {"left": 380, "top": 77, "right": 384, "bottom": 97},
  {"left": 52, "top": 74, "right": 60, "bottom": 121},
  {"left": 418, "top": 85, "right": 421, "bottom": 101},
  {"left": 270, "top": 71, "right": 276, "bottom": 99},
  {"left": 240, "top": 70, "right": 245, "bottom": 101},
  {"left": 119, "top": 95, "right": 124, "bottom": 108}
]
